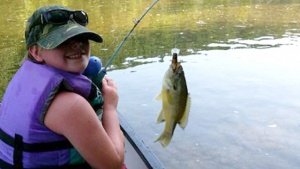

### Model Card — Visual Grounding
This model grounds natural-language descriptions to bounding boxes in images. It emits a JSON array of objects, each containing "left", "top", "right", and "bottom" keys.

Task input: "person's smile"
[{"left": 65, "top": 53, "right": 84, "bottom": 59}]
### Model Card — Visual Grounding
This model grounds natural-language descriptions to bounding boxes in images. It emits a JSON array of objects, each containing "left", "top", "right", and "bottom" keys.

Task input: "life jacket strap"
[
  {"left": 0, "top": 157, "right": 91, "bottom": 169},
  {"left": 0, "top": 128, "right": 92, "bottom": 168},
  {"left": 88, "top": 83, "right": 104, "bottom": 115},
  {"left": 0, "top": 128, "right": 73, "bottom": 152},
  {"left": 13, "top": 134, "right": 23, "bottom": 169}
]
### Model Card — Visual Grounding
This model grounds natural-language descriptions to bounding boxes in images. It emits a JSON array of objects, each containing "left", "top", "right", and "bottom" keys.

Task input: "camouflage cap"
[{"left": 25, "top": 5, "right": 103, "bottom": 49}]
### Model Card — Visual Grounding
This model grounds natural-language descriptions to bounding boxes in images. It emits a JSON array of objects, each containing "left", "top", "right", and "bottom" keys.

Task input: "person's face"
[{"left": 39, "top": 36, "right": 91, "bottom": 73}]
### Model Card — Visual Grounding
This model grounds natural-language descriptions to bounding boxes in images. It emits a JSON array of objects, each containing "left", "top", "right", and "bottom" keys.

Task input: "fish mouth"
[
  {"left": 171, "top": 53, "right": 178, "bottom": 71},
  {"left": 172, "top": 53, "right": 178, "bottom": 64}
]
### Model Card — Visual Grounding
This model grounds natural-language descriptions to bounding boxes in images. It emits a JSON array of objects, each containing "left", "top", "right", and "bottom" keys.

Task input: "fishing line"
[
  {"left": 174, "top": 1, "right": 178, "bottom": 49},
  {"left": 172, "top": 1, "right": 180, "bottom": 55}
]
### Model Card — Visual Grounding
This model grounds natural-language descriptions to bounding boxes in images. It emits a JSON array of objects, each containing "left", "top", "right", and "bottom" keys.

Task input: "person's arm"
[
  {"left": 101, "top": 77, "right": 125, "bottom": 157},
  {"left": 44, "top": 77, "right": 124, "bottom": 169}
]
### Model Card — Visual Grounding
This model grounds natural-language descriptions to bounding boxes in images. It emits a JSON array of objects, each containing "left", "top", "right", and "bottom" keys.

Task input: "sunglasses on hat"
[{"left": 30, "top": 9, "right": 89, "bottom": 32}]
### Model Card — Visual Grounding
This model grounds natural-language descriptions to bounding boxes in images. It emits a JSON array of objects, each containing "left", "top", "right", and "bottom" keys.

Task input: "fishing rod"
[
  {"left": 84, "top": 0, "right": 160, "bottom": 86},
  {"left": 104, "top": 0, "right": 160, "bottom": 71}
]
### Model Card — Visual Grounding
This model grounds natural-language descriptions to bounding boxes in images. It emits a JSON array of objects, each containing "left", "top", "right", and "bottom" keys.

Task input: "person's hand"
[{"left": 101, "top": 77, "right": 118, "bottom": 111}]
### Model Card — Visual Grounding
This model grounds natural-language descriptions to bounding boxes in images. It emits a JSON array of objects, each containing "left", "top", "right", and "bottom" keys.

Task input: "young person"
[{"left": 0, "top": 5, "right": 125, "bottom": 169}]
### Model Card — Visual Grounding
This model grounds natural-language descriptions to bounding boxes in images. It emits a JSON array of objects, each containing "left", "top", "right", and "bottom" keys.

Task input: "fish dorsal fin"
[{"left": 179, "top": 94, "right": 191, "bottom": 129}]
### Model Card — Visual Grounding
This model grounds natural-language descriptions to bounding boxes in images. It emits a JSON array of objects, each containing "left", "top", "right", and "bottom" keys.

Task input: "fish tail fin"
[
  {"left": 156, "top": 110, "right": 165, "bottom": 123},
  {"left": 155, "top": 123, "right": 176, "bottom": 147},
  {"left": 155, "top": 131, "right": 173, "bottom": 148},
  {"left": 179, "top": 94, "right": 191, "bottom": 129}
]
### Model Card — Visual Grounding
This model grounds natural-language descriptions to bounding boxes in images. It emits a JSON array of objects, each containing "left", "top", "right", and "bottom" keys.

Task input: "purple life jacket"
[{"left": 0, "top": 60, "right": 95, "bottom": 168}]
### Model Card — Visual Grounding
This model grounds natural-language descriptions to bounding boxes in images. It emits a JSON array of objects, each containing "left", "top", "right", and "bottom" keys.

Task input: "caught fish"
[{"left": 155, "top": 48, "right": 191, "bottom": 147}]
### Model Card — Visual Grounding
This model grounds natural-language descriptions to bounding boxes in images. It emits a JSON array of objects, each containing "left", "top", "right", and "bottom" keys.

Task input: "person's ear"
[{"left": 28, "top": 45, "right": 44, "bottom": 62}]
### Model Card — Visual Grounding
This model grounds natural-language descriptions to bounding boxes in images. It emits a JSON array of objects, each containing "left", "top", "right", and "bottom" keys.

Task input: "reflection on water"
[
  {"left": 111, "top": 41, "right": 300, "bottom": 168},
  {"left": 1, "top": 0, "right": 300, "bottom": 168}
]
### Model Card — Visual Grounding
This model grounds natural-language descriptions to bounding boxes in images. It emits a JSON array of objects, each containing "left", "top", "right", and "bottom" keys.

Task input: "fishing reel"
[
  {"left": 83, "top": 56, "right": 103, "bottom": 78},
  {"left": 83, "top": 56, "right": 106, "bottom": 117}
]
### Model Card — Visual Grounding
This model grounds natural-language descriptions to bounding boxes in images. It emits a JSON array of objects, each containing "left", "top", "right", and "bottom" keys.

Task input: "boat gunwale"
[{"left": 118, "top": 112, "right": 165, "bottom": 169}]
